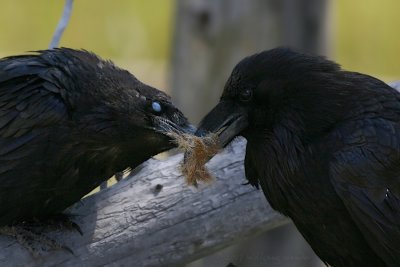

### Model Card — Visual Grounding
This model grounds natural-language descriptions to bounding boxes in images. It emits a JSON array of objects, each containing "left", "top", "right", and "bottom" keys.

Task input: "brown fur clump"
[{"left": 168, "top": 132, "right": 220, "bottom": 186}]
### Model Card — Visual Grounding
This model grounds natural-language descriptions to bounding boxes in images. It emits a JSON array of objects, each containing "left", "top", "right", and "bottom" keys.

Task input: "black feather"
[
  {"left": 198, "top": 47, "right": 400, "bottom": 267},
  {"left": 0, "top": 48, "right": 190, "bottom": 225}
]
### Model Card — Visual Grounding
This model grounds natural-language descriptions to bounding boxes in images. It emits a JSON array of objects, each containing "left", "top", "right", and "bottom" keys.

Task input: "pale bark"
[{"left": 0, "top": 139, "right": 288, "bottom": 267}]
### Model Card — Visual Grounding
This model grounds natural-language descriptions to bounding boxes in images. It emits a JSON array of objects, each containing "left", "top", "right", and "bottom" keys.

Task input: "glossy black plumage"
[
  {"left": 196, "top": 48, "right": 400, "bottom": 267},
  {"left": 0, "top": 48, "right": 191, "bottom": 226}
]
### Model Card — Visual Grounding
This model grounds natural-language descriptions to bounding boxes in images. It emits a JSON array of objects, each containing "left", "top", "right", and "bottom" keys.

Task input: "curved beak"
[{"left": 196, "top": 101, "right": 248, "bottom": 147}]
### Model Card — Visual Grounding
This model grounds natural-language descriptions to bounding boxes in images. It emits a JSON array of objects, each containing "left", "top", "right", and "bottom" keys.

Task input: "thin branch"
[{"left": 49, "top": 0, "right": 74, "bottom": 49}]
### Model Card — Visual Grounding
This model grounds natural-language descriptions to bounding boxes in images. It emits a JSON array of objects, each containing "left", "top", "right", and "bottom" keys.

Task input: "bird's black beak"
[{"left": 196, "top": 101, "right": 248, "bottom": 147}]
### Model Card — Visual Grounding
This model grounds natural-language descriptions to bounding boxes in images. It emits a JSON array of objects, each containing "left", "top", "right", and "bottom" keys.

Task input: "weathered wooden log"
[{"left": 0, "top": 139, "right": 288, "bottom": 267}]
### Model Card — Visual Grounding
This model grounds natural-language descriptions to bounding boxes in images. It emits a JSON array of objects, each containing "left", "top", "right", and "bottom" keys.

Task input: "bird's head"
[
  {"left": 196, "top": 47, "right": 351, "bottom": 146},
  {"left": 53, "top": 49, "right": 194, "bottom": 156},
  {"left": 104, "top": 81, "right": 195, "bottom": 153}
]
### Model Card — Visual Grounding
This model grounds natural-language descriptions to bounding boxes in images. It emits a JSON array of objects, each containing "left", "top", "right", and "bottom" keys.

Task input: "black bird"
[
  {"left": 0, "top": 48, "right": 192, "bottom": 226},
  {"left": 195, "top": 48, "right": 400, "bottom": 267}
]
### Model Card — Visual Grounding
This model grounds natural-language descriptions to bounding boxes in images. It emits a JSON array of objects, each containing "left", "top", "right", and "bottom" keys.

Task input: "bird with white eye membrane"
[
  {"left": 0, "top": 48, "right": 195, "bottom": 253},
  {"left": 151, "top": 101, "right": 162, "bottom": 113}
]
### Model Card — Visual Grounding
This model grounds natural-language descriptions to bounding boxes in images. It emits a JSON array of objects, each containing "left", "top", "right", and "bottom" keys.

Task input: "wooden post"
[
  {"left": 170, "top": 1, "right": 328, "bottom": 266},
  {"left": 170, "top": 0, "right": 328, "bottom": 123}
]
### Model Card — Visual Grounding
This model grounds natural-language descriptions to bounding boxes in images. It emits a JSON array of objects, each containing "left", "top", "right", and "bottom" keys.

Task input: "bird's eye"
[
  {"left": 239, "top": 89, "right": 253, "bottom": 102},
  {"left": 151, "top": 101, "right": 162, "bottom": 113}
]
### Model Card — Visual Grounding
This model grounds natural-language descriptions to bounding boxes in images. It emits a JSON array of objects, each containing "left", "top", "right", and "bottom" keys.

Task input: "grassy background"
[
  {"left": 335, "top": 0, "right": 400, "bottom": 80},
  {"left": 0, "top": 0, "right": 173, "bottom": 59},
  {"left": 0, "top": 0, "right": 174, "bottom": 89},
  {"left": 0, "top": 0, "right": 398, "bottom": 83}
]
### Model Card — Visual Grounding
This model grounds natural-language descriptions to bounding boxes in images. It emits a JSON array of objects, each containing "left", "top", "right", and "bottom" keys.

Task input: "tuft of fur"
[{"left": 168, "top": 132, "right": 220, "bottom": 186}]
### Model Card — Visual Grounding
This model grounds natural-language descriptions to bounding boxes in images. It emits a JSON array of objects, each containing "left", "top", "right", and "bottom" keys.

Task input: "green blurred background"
[
  {"left": 0, "top": 1, "right": 398, "bottom": 267},
  {"left": 334, "top": 0, "right": 400, "bottom": 80},
  {"left": 0, "top": 0, "right": 174, "bottom": 90},
  {"left": 0, "top": 0, "right": 398, "bottom": 88}
]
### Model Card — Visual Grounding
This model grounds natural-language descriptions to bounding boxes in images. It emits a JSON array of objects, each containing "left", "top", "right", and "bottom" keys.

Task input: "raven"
[
  {"left": 195, "top": 48, "right": 400, "bottom": 267},
  {"left": 0, "top": 48, "right": 192, "bottom": 226}
]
